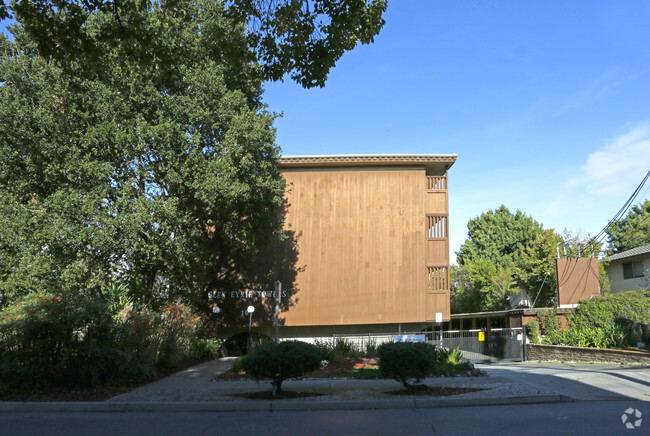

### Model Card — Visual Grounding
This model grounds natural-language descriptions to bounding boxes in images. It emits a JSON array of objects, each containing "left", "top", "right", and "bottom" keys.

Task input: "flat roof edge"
[{"left": 278, "top": 154, "right": 457, "bottom": 168}]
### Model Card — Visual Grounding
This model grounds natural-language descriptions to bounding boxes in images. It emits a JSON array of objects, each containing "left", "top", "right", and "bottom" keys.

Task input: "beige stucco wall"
[{"left": 605, "top": 254, "right": 650, "bottom": 293}]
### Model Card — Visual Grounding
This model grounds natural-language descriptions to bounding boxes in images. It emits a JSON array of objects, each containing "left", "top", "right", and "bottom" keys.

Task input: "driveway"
[{"left": 476, "top": 361, "right": 650, "bottom": 402}]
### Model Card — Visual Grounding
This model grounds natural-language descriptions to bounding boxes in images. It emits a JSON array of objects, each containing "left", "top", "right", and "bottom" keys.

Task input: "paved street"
[{"left": 1, "top": 400, "right": 646, "bottom": 435}]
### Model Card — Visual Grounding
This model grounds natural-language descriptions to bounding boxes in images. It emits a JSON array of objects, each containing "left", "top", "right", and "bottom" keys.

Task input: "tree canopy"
[
  {"left": 456, "top": 205, "right": 544, "bottom": 268},
  {"left": 2, "top": 0, "right": 387, "bottom": 88},
  {"left": 452, "top": 206, "right": 608, "bottom": 313},
  {"left": 0, "top": 1, "right": 291, "bottom": 314},
  {"left": 605, "top": 199, "right": 650, "bottom": 254}
]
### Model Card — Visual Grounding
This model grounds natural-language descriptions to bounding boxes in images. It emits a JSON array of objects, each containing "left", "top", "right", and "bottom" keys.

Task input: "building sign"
[
  {"left": 478, "top": 331, "right": 485, "bottom": 342},
  {"left": 207, "top": 290, "right": 287, "bottom": 300},
  {"left": 394, "top": 334, "right": 426, "bottom": 343}
]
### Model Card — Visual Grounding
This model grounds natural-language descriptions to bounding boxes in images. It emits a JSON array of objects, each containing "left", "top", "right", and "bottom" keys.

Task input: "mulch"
[
  {"left": 220, "top": 357, "right": 488, "bottom": 400},
  {"left": 215, "top": 356, "right": 377, "bottom": 381}
]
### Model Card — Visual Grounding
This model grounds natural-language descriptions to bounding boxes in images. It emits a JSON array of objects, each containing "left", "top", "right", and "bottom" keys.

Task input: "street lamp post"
[{"left": 246, "top": 305, "right": 255, "bottom": 353}]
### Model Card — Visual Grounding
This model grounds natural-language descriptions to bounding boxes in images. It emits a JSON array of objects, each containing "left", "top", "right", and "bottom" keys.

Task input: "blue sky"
[{"left": 263, "top": 0, "right": 650, "bottom": 263}]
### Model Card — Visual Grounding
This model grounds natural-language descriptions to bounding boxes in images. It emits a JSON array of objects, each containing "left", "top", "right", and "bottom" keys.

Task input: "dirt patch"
[
  {"left": 231, "top": 391, "right": 327, "bottom": 400},
  {"left": 387, "top": 386, "right": 486, "bottom": 397}
]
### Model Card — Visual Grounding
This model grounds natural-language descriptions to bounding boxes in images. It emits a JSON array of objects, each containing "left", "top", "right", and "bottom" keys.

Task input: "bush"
[
  {"left": 242, "top": 341, "right": 321, "bottom": 396},
  {"left": 378, "top": 342, "right": 437, "bottom": 390},
  {"left": 192, "top": 339, "right": 221, "bottom": 360},
  {"left": 222, "top": 331, "right": 273, "bottom": 356},
  {"left": 0, "top": 294, "right": 121, "bottom": 392},
  {"left": 538, "top": 289, "right": 650, "bottom": 349},
  {"left": 432, "top": 345, "right": 464, "bottom": 377},
  {"left": 437, "top": 345, "right": 463, "bottom": 365},
  {"left": 538, "top": 308, "right": 561, "bottom": 344},
  {"left": 566, "top": 289, "right": 650, "bottom": 348},
  {"left": 525, "top": 321, "right": 541, "bottom": 344},
  {"left": 556, "top": 325, "right": 624, "bottom": 349},
  {"left": 314, "top": 338, "right": 362, "bottom": 362},
  {"left": 231, "top": 355, "right": 246, "bottom": 373},
  {"left": 0, "top": 295, "right": 206, "bottom": 394}
]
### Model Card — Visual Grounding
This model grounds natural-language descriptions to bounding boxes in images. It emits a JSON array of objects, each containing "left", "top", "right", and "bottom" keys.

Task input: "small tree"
[
  {"left": 242, "top": 341, "right": 321, "bottom": 396},
  {"left": 378, "top": 342, "right": 436, "bottom": 390}
]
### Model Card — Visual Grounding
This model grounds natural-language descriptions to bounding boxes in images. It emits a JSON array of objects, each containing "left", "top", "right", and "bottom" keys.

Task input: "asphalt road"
[
  {"left": 1, "top": 400, "right": 646, "bottom": 435},
  {"left": 476, "top": 361, "right": 650, "bottom": 401}
]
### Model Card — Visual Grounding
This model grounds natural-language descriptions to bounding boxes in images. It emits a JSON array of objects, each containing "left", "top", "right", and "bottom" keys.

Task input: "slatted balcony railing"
[
  {"left": 426, "top": 215, "right": 447, "bottom": 239},
  {"left": 427, "top": 266, "right": 449, "bottom": 291},
  {"left": 427, "top": 176, "right": 447, "bottom": 191}
]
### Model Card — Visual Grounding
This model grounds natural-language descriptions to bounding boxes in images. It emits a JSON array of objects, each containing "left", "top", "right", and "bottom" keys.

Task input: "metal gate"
[{"left": 434, "top": 328, "right": 525, "bottom": 362}]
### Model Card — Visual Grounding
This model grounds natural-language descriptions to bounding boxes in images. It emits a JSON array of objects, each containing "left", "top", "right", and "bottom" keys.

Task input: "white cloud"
[
  {"left": 545, "top": 125, "right": 650, "bottom": 242},
  {"left": 567, "top": 125, "right": 650, "bottom": 197}
]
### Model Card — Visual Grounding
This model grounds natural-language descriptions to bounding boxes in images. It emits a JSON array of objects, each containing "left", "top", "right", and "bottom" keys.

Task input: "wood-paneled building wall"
[{"left": 277, "top": 154, "right": 456, "bottom": 333}]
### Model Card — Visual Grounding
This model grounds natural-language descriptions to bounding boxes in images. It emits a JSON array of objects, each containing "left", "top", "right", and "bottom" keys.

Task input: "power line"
[{"left": 588, "top": 170, "right": 650, "bottom": 246}]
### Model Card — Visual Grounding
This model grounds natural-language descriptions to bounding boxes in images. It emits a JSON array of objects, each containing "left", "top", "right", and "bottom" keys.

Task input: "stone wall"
[{"left": 527, "top": 343, "right": 650, "bottom": 365}]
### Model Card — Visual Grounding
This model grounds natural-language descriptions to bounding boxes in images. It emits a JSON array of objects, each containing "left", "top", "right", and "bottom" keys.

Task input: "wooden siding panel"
[
  {"left": 425, "top": 191, "right": 447, "bottom": 214},
  {"left": 281, "top": 168, "right": 428, "bottom": 326},
  {"left": 426, "top": 292, "right": 450, "bottom": 322},
  {"left": 426, "top": 240, "right": 447, "bottom": 264},
  {"left": 556, "top": 258, "right": 601, "bottom": 305}
]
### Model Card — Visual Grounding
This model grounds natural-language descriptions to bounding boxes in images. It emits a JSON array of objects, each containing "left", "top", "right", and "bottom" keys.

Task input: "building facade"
[
  {"left": 275, "top": 154, "right": 456, "bottom": 337},
  {"left": 605, "top": 244, "right": 650, "bottom": 293}
]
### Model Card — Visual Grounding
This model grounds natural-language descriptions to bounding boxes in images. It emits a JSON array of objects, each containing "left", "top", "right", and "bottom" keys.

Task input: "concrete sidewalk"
[
  {"left": 2, "top": 359, "right": 647, "bottom": 413},
  {"left": 0, "top": 358, "right": 580, "bottom": 413}
]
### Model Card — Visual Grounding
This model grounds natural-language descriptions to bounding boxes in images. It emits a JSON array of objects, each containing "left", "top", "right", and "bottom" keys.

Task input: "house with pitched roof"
[{"left": 605, "top": 244, "right": 650, "bottom": 293}]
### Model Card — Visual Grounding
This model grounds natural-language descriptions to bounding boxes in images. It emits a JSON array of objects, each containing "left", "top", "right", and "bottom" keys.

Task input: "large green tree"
[
  {"left": 450, "top": 259, "right": 515, "bottom": 313},
  {"left": 452, "top": 207, "right": 609, "bottom": 312},
  {"left": 452, "top": 205, "right": 542, "bottom": 313},
  {"left": 0, "top": 2, "right": 290, "bottom": 312},
  {"left": 605, "top": 199, "right": 650, "bottom": 254},
  {"left": 456, "top": 205, "right": 544, "bottom": 268},
  {"left": 2, "top": 0, "right": 387, "bottom": 88}
]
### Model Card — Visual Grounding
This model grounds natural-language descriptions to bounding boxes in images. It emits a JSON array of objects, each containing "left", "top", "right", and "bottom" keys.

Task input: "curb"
[{"left": 0, "top": 395, "right": 572, "bottom": 413}]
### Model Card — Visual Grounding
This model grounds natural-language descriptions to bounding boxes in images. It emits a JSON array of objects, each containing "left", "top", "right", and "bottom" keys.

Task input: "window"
[{"left": 622, "top": 260, "right": 644, "bottom": 280}]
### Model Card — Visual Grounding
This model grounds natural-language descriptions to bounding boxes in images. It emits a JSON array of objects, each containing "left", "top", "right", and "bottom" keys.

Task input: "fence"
[
  {"left": 434, "top": 328, "right": 525, "bottom": 362},
  {"left": 316, "top": 328, "right": 525, "bottom": 362},
  {"left": 330, "top": 331, "right": 437, "bottom": 352}
]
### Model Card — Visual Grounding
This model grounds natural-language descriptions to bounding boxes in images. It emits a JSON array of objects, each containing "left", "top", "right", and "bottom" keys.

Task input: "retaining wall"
[{"left": 527, "top": 343, "right": 650, "bottom": 365}]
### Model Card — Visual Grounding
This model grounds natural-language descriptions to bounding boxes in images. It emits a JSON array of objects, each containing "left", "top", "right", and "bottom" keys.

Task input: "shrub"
[
  {"left": 115, "top": 303, "right": 203, "bottom": 374},
  {"left": 0, "top": 295, "right": 206, "bottom": 394},
  {"left": 378, "top": 342, "right": 437, "bottom": 390},
  {"left": 525, "top": 321, "right": 541, "bottom": 344},
  {"left": 556, "top": 325, "right": 625, "bottom": 349},
  {"left": 0, "top": 294, "right": 121, "bottom": 392},
  {"left": 537, "top": 289, "right": 650, "bottom": 350},
  {"left": 314, "top": 338, "right": 362, "bottom": 362},
  {"left": 432, "top": 346, "right": 467, "bottom": 377},
  {"left": 192, "top": 339, "right": 221, "bottom": 360},
  {"left": 566, "top": 289, "right": 650, "bottom": 348},
  {"left": 538, "top": 307, "right": 561, "bottom": 344},
  {"left": 242, "top": 341, "right": 321, "bottom": 396},
  {"left": 231, "top": 355, "right": 246, "bottom": 373},
  {"left": 155, "top": 303, "right": 202, "bottom": 367},
  {"left": 438, "top": 345, "right": 463, "bottom": 364},
  {"left": 223, "top": 331, "right": 273, "bottom": 356}
]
